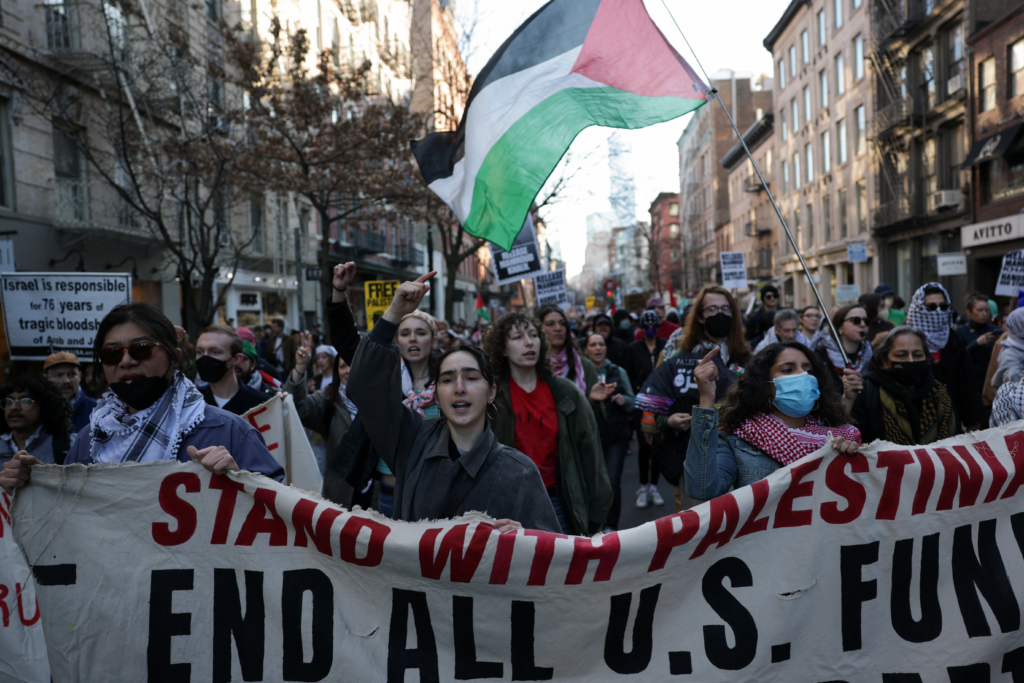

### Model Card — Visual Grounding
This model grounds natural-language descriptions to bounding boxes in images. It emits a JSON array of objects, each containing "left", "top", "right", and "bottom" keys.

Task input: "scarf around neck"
[
  {"left": 810, "top": 326, "right": 872, "bottom": 373},
  {"left": 551, "top": 345, "right": 587, "bottom": 394},
  {"left": 89, "top": 372, "right": 206, "bottom": 464},
  {"left": 401, "top": 358, "right": 435, "bottom": 415},
  {"left": 733, "top": 413, "right": 861, "bottom": 466},
  {"left": 753, "top": 327, "right": 811, "bottom": 354},
  {"left": 905, "top": 282, "right": 952, "bottom": 353}
]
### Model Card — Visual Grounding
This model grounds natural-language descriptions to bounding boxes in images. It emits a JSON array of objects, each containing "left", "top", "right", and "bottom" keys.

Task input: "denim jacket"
[{"left": 684, "top": 406, "right": 781, "bottom": 501}]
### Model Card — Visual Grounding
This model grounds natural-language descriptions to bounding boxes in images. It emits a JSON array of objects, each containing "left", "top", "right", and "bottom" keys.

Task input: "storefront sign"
[
  {"left": 0, "top": 273, "right": 132, "bottom": 361},
  {"left": 960, "top": 214, "right": 1023, "bottom": 248},
  {"left": 835, "top": 284, "right": 860, "bottom": 302},
  {"left": 995, "top": 250, "right": 1024, "bottom": 296},
  {"left": 489, "top": 215, "right": 544, "bottom": 286},
  {"left": 535, "top": 269, "right": 570, "bottom": 310},
  {"left": 719, "top": 251, "right": 747, "bottom": 290},
  {"left": 847, "top": 243, "right": 867, "bottom": 263},
  {"left": 363, "top": 280, "right": 399, "bottom": 331},
  {"left": 936, "top": 253, "right": 967, "bottom": 276}
]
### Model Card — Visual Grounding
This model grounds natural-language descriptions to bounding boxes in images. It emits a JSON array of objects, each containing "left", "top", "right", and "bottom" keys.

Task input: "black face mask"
[
  {"left": 110, "top": 375, "right": 171, "bottom": 411},
  {"left": 196, "top": 356, "right": 231, "bottom": 383},
  {"left": 889, "top": 360, "right": 929, "bottom": 385},
  {"left": 704, "top": 313, "right": 733, "bottom": 339}
]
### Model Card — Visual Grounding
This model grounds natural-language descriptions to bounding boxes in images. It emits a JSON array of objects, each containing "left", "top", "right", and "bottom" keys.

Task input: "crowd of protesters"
[{"left": 2, "top": 264, "right": 1023, "bottom": 538}]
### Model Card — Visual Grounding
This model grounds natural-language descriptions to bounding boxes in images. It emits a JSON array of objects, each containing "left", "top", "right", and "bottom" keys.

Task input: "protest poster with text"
[
  {"left": 995, "top": 250, "right": 1024, "bottom": 297},
  {"left": 489, "top": 215, "right": 544, "bottom": 286},
  {"left": 719, "top": 252, "right": 748, "bottom": 291},
  {"left": 0, "top": 492, "right": 49, "bottom": 683},
  {"left": 535, "top": 269, "right": 570, "bottom": 311},
  {"left": 12, "top": 422, "right": 1024, "bottom": 682},
  {"left": 363, "top": 280, "right": 399, "bottom": 332},
  {"left": 242, "top": 394, "right": 323, "bottom": 494},
  {"left": 0, "top": 273, "right": 132, "bottom": 361}
]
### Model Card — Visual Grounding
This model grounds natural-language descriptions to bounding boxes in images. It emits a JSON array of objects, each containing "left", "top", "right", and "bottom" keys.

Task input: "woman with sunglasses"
[
  {"left": 904, "top": 283, "right": 981, "bottom": 432},
  {"left": 0, "top": 376, "right": 72, "bottom": 467},
  {"left": 809, "top": 303, "right": 871, "bottom": 409},
  {"left": 0, "top": 303, "right": 284, "bottom": 492}
]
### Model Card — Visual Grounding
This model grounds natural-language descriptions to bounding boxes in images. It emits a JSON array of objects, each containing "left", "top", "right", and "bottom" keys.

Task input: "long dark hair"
[
  {"left": 678, "top": 286, "right": 750, "bottom": 365},
  {"left": 0, "top": 376, "right": 72, "bottom": 438},
  {"left": 94, "top": 303, "right": 181, "bottom": 374},
  {"left": 483, "top": 311, "right": 551, "bottom": 379},
  {"left": 718, "top": 341, "right": 851, "bottom": 433},
  {"left": 536, "top": 305, "right": 581, "bottom": 381}
]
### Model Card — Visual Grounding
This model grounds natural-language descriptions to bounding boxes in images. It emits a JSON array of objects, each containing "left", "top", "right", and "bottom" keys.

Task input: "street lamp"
[
  {"left": 49, "top": 249, "right": 86, "bottom": 272},
  {"left": 104, "top": 256, "right": 140, "bottom": 280}
]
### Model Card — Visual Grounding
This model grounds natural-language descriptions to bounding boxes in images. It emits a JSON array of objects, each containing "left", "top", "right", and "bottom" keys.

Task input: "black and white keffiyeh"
[
  {"left": 905, "top": 282, "right": 952, "bottom": 354},
  {"left": 89, "top": 372, "right": 206, "bottom": 464},
  {"left": 809, "top": 325, "right": 872, "bottom": 373},
  {"left": 992, "top": 379, "right": 1024, "bottom": 428}
]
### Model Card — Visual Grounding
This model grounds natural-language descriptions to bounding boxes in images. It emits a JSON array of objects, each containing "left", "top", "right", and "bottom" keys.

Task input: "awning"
[{"left": 962, "top": 123, "right": 1024, "bottom": 168}]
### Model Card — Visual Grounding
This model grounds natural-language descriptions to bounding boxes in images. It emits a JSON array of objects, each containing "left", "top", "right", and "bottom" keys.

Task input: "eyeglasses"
[
  {"left": 924, "top": 302, "right": 950, "bottom": 312},
  {"left": 99, "top": 341, "right": 159, "bottom": 366},
  {"left": 702, "top": 305, "right": 733, "bottom": 316},
  {"left": 3, "top": 398, "right": 36, "bottom": 410},
  {"left": 844, "top": 316, "right": 869, "bottom": 326},
  {"left": 763, "top": 293, "right": 778, "bottom": 300}
]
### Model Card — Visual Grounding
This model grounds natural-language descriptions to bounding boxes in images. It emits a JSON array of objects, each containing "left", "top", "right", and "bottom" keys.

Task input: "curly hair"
[
  {"left": 483, "top": 311, "right": 551, "bottom": 379},
  {"left": 677, "top": 285, "right": 750, "bottom": 366},
  {"left": 0, "top": 375, "right": 72, "bottom": 438},
  {"left": 718, "top": 340, "right": 851, "bottom": 433}
]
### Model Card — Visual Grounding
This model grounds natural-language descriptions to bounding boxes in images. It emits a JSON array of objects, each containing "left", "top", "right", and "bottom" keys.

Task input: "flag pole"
[{"left": 657, "top": 0, "right": 850, "bottom": 366}]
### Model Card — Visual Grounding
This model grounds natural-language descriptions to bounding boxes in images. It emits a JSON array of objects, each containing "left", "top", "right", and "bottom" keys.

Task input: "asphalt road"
[{"left": 615, "top": 437, "right": 700, "bottom": 531}]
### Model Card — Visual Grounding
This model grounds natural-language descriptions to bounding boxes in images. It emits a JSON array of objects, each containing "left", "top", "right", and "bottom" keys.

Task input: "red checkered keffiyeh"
[{"left": 732, "top": 412, "right": 862, "bottom": 467}]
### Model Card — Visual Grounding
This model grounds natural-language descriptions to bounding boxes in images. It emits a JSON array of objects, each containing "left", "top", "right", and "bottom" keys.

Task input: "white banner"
[
  {"left": 535, "top": 269, "right": 570, "bottom": 310},
  {"left": 242, "top": 395, "right": 322, "bottom": 494},
  {"left": 719, "top": 252, "right": 747, "bottom": 290},
  {"left": 0, "top": 273, "right": 132, "bottom": 361},
  {"left": 10, "top": 423, "right": 1024, "bottom": 680},
  {"left": 995, "top": 250, "right": 1024, "bottom": 297},
  {"left": 0, "top": 492, "right": 49, "bottom": 683}
]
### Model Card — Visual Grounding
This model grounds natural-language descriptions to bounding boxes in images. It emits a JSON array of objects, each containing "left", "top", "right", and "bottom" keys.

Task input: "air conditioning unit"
[
  {"left": 218, "top": 231, "right": 231, "bottom": 246},
  {"left": 947, "top": 73, "right": 964, "bottom": 96},
  {"left": 931, "top": 189, "right": 961, "bottom": 211}
]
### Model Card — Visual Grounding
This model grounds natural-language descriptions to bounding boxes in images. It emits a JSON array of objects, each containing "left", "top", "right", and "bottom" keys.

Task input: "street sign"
[
  {"left": 719, "top": 251, "right": 747, "bottom": 290},
  {"left": 937, "top": 252, "right": 967, "bottom": 276},
  {"left": 364, "top": 280, "right": 399, "bottom": 331},
  {"left": 603, "top": 278, "right": 617, "bottom": 292},
  {"left": 305, "top": 268, "right": 323, "bottom": 281},
  {"left": 847, "top": 243, "right": 868, "bottom": 263}
]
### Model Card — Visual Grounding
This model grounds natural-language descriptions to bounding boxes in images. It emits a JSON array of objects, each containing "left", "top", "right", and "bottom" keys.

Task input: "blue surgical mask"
[
  {"left": 619, "top": 320, "right": 631, "bottom": 330},
  {"left": 771, "top": 372, "right": 820, "bottom": 418}
]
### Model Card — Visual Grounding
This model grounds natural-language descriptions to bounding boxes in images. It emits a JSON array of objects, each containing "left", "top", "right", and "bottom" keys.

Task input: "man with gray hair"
[{"left": 753, "top": 309, "right": 810, "bottom": 354}]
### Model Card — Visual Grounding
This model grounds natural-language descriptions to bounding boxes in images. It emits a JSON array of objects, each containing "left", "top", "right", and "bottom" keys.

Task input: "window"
[
  {"left": 806, "top": 202, "right": 815, "bottom": 246},
  {"left": 820, "top": 69, "right": 829, "bottom": 107},
  {"left": 782, "top": 160, "right": 789, "bottom": 193},
  {"left": 853, "top": 0, "right": 861, "bottom": 8},
  {"left": 669, "top": 202, "right": 679, "bottom": 216},
  {"left": 766, "top": 149, "right": 773, "bottom": 177},
  {"left": 806, "top": 143, "right": 814, "bottom": 183},
  {"left": 922, "top": 136, "right": 937, "bottom": 196},
  {"left": 802, "top": 30, "right": 809, "bottom": 64},
  {"left": 981, "top": 158, "right": 1024, "bottom": 203},
  {"left": 855, "top": 180, "right": 867, "bottom": 232},
  {"left": 980, "top": 57, "right": 996, "bottom": 111},
  {"left": 947, "top": 122, "right": 964, "bottom": 190},
  {"left": 756, "top": 107, "right": 765, "bottom": 120},
  {"left": 250, "top": 198, "right": 265, "bottom": 254},
  {"left": 822, "top": 130, "right": 831, "bottom": 173},
  {"left": 331, "top": 17, "right": 340, "bottom": 67},
  {"left": 790, "top": 46, "right": 797, "bottom": 78},
  {"left": 823, "top": 193, "right": 832, "bottom": 241},
  {"left": 1013, "top": 39, "right": 1024, "bottom": 98},
  {"left": 835, "top": 53, "right": 845, "bottom": 95},
  {"left": 838, "top": 187, "right": 848, "bottom": 237},
  {"left": 0, "top": 100, "right": 10, "bottom": 209},
  {"left": 205, "top": 0, "right": 220, "bottom": 21},
  {"left": 854, "top": 36, "right": 864, "bottom": 80},
  {"left": 834, "top": 0, "right": 843, "bottom": 28},
  {"left": 791, "top": 99, "right": 799, "bottom": 132},
  {"left": 920, "top": 48, "right": 935, "bottom": 110},
  {"left": 794, "top": 152, "right": 802, "bottom": 189},
  {"left": 818, "top": 10, "right": 826, "bottom": 45},
  {"left": 669, "top": 222, "right": 680, "bottom": 237},
  {"left": 781, "top": 110, "right": 788, "bottom": 141},
  {"left": 947, "top": 25, "right": 963, "bottom": 81},
  {"left": 803, "top": 86, "right": 811, "bottom": 122},
  {"left": 838, "top": 118, "right": 848, "bottom": 163},
  {"left": 779, "top": 59, "right": 786, "bottom": 90},
  {"left": 671, "top": 246, "right": 680, "bottom": 263},
  {"left": 794, "top": 208, "right": 802, "bottom": 248},
  {"left": 855, "top": 105, "right": 866, "bottom": 155}
]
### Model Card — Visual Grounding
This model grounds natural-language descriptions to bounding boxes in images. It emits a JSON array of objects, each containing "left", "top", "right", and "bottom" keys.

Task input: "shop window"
[
  {"left": 1013, "top": 39, "right": 1024, "bottom": 99},
  {"left": 980, "top": 58, "right": 996, "bottom": 111},
  {"left": 838, "top": 187, "right": 848, "bottom": 238},
  {"left": 981, "top": 157, "right": 1024, "bottom": 203},
  {"left": 823, "top": 193, "right": 832, "bottom": 241}
]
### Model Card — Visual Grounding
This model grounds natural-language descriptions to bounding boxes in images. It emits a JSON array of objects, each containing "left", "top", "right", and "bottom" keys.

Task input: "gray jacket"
[
  {"left": 282, "top": 374, "right": 355, "bottom": 503},
  {"left": 684, "top": 406, "right": 781, "bottom": 501},
  {"left": 349, "top": 318, "right": 560, "bottom": 531}
]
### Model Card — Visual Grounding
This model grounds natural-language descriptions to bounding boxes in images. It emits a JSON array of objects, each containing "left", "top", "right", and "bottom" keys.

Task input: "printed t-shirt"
[{"left": 509, "top": 374, "right": 559, "bottom": 489}]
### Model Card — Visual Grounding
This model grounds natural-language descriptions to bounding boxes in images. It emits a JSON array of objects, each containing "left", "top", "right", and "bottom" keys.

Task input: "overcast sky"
[{"left": 456, "top": 0, "right": 791, "bottom": 277}]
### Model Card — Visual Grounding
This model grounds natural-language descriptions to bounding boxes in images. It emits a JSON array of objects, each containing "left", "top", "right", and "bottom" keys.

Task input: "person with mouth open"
[
  {"left": 0, "top": 303, "right": 284, "bottom": 492},
  {"left": 347, "top": 271, "right": 559, "bottom": 533}
]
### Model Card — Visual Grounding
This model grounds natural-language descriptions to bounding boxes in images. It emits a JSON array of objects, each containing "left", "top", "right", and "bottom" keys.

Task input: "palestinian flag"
[
  {"left": 411, "top": 0, "right": 708, "bottom": 250},
  {"left": 475, "top": 293, "right": 491, "bottom": 323}
]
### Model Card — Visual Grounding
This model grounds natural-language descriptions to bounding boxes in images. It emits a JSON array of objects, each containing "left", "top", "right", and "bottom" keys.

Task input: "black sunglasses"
[
  {"left": 99, "top": 341, "right": 159, "bottom": 366},
  {"left": 843, "top": 316, "right": 869, "bottom": 326},
  {"left": 924, "top": 302, "right": 950, "bottom": 312}
]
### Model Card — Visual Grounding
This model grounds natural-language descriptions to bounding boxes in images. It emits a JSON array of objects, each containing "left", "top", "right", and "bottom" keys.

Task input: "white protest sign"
[
  {"left": 0, "top": 493, "right": 49, "bottom": 683},
  {"left": 719, "top": 252, "right": 747, "bottom": 290},
  {"left": 242, "top": 394, "right": 323, "bottom": 494},
  {"left": 489, "top": 215, "right": 544, "bottom": 286},
  {"left": 937, "top": 253, "right": 968, "bottom": 276},
  {"left": 0, "top": 273, "right": 132, "bottom": 361},
  {"left": 535, "top": 269, "right": 570, "bottom": 310},
  {"left": 14, "top": 423, "right": 1024, "bottom": 681},
  {"left": 835, "top": 284, "right": 861, "bottom": 303},
  {"left": 995, "top": 250, "right": 1024, "bottom": 296}
]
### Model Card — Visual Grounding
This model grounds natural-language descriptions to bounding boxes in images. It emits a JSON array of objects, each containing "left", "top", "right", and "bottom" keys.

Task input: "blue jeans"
[
  {"left": 550, "top": 495, "right": 571, "bottom": 535},
  {"left": 602, "top": 438, "right": 629, "bottom": 530},
  {"left": 377, "top": 490, "right": 395, "bottom": 519}
]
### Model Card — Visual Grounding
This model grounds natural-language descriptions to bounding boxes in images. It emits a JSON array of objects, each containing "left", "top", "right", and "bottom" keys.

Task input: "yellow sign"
[
  {"left": 364, "top": 280, "right": 399, "bottom": 331},
  {"left": 585, "top": 296, "right": 596, "bottom": 311}
]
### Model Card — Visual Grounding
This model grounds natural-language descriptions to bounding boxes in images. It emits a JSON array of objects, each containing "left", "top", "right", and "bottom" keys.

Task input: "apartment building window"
[
  {"left": 806, "top": 203, "right": 815, "bottom": 246},
  {"left": 790, "top": 46, "right": 797, "bottom": 78},
  {"left": 250, "top": 198, "right": 265, "bottom": 254},
  {"left": 946, "top": 122, "right": 964, "bottom": 189},
  {"left": 981, "top": 158, "right": 1024, "bottom": 203},
  {"left": 823, "top": 194, "right": 832, "bottom": 241},
  {"left": 53, "top": 127, "right": 87, "bottom": 222},
  {"left": 779, "top": 59, "right": 786, "bottom": 90},
  {"left": 1012, "top": 39, "right": 1024, "bottom": 98},
  {"left": 803, "top": 86, "right": 811, "bottom": 122},
  {"left": 980, "top": 57, "right": 996, "bottom": 111},
  {"left": 802, "top": 30, "right": 809, "bottom": 64},
  {"left": 669, "top": 222, "right": 680, "bottom": 237},
  {"left": 834, "top": 0, "right": 843, "bottom": 28},
  {"left": 781, "top": 110, "right": 788, "bottom": 141},
  {"left": 791, "top": 99, "right": 799, "bottom": 132},
  {"left": 822, "top": 130, "right": 831, "bottom": 173},
  {"left": 838, "top": 187, "right": 848, "bottom": 237},
  {"left": 947, "top": 25, "right": 963, "bottom": 81},
  {"left": 838, "top": 118, "right": 848, "bottom": 163},
  {"left": 0, "top": 100, "right": 11, "bottom": 209},
  {"left": 782, "top": 160, "right": 789, "bottom": 193},
  {"left": 794, "top": 152, "right": 802, "bottom": 189},
  {"left": 794, "top": 208, "right": 802, "bottom": 248},
  {"left": 922, "top": 136, "right": 937, "bottom": 196},
  {"left": 806, "top": 142, "right": 814, "bottom": 183},
  {"left": 853, "top": 0, "right": 861, "bottom": 8},
  {"left": 331, "top": 17, "right": 340, "bottom": 67},
  {"left": 855, "top": 180, "right": 867, "bottom": 232},
  {"left": 855, "top": 105, "right": 866, "bottom": 155},
  {"left": 835, "top": 53, "right": 845, "bottom": 95},
  {"left": 920, "top": 48, "right": 936, "bottom": 110},
  {"left": 854, "top": 36, "right": 864, "bottom": 80},
  {"left": 206, "top": 0, "right": 220, "bottom": 21},
  {"left": 820, "top": 69, "right": 829, "bottom": 107},
  {"left": 818, "top": 10, "right": 826, "bottom": 45}
]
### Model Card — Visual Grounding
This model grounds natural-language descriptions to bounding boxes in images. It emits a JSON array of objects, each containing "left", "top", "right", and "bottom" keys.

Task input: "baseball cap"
[{"left": 43, "top": 352, "right": 80, "bottom": 371}]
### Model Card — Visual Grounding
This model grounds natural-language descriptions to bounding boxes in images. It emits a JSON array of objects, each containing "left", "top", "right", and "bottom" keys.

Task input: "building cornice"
[{"left": 763, "top": 0, "right": 811, "bottom": 53}]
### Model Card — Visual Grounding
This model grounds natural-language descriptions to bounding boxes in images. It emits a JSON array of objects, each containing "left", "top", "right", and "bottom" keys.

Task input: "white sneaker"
[
  {"left": 635, "top": 487, "right": 649, "bottom": 509},
  {"left": 649, "top": 485, "right": 665, "bottom": 507}
]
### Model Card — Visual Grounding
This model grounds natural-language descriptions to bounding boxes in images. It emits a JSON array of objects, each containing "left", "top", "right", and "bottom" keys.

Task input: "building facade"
[{"left": 648, "top": 192, "right": 681, "bottom": 299}]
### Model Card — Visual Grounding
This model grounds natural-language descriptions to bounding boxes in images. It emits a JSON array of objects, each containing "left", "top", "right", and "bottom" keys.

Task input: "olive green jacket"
[{"left": 492, "top": 370, "right": 612, "bottom": 535}]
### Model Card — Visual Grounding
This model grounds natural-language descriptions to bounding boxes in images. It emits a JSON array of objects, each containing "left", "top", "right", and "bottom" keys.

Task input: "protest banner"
[
  {"left": 0, "top": 492, "right": 49, "bottom": 683},
  {"left": 624, "top": 291, "right": 650, "bottom": 313},
  {"left": 995, "top": 250, "right": 1024, "bottom": 297},
  {"left": 242, "top": 394, "right": 322, "bottom": 494},
  {"left": 12, "top": 422, "right": 1024, "bottom": 681},
  {"left": 719, "top": 252, "right": 747, "bottom": 290},
  {"left": 535, "top": 269, "right": 570, "bottom": 310},
  {"left": 0, "top": 273, "right": 131, "bottom": 361},
  {"left": 363, "top": 280, "right": 399, "bottom": 331},
  {"left": 489, "top": 215, "right": 544, "bottom": 286}
]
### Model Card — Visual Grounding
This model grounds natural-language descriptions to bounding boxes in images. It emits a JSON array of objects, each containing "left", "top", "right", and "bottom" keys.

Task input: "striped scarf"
[{"left": 551, "top": 345, "right": 587, "bottom": 394}]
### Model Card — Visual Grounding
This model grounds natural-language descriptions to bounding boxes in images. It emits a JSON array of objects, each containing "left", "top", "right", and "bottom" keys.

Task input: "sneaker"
[
  {"left": 635, "top": 487, "right": 649, "bottom": 509},
  {"left": 649, "top": 485, "right": 665, "bottom": 507},
  {"left": 601, "top": 526, "right": 616, "bottom": 535}
]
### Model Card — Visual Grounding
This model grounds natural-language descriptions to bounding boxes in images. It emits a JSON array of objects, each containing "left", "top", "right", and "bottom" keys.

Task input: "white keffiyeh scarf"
[
  {"left": 89, "top": 373, "right": 207, "bottom": 464},
  {"left": 905, "top": 282, "right": 952, "bottom": 353}
]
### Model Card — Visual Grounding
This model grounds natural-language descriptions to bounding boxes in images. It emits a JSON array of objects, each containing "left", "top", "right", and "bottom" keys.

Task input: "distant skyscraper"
[{"left": 608, "top": 132, "right": 636, "bottom": 227}]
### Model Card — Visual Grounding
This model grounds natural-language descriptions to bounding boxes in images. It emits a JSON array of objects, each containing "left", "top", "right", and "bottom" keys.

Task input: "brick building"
[{"left": 647, "top": 192, "right": 681, "bottom": 297}]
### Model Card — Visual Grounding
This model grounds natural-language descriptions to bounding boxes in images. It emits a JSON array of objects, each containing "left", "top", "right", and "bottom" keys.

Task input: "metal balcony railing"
[
  {"left": 872, "top": 99, "right": 909, "bottom": 138},
  {"left": 54, "top": 178, "right": 90, "bottom": 225},
  {"left": 873, "top": 196, "right": 911, "bottom": 230},
  {"left": 352, "top": 228, "right": 386, "bottom": 254},
  {"left": 872, "top": 0, "right": 922, "bottom": 49},
  {"left": 392, "top": 241, "right": 424, "bottom": 267}
]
